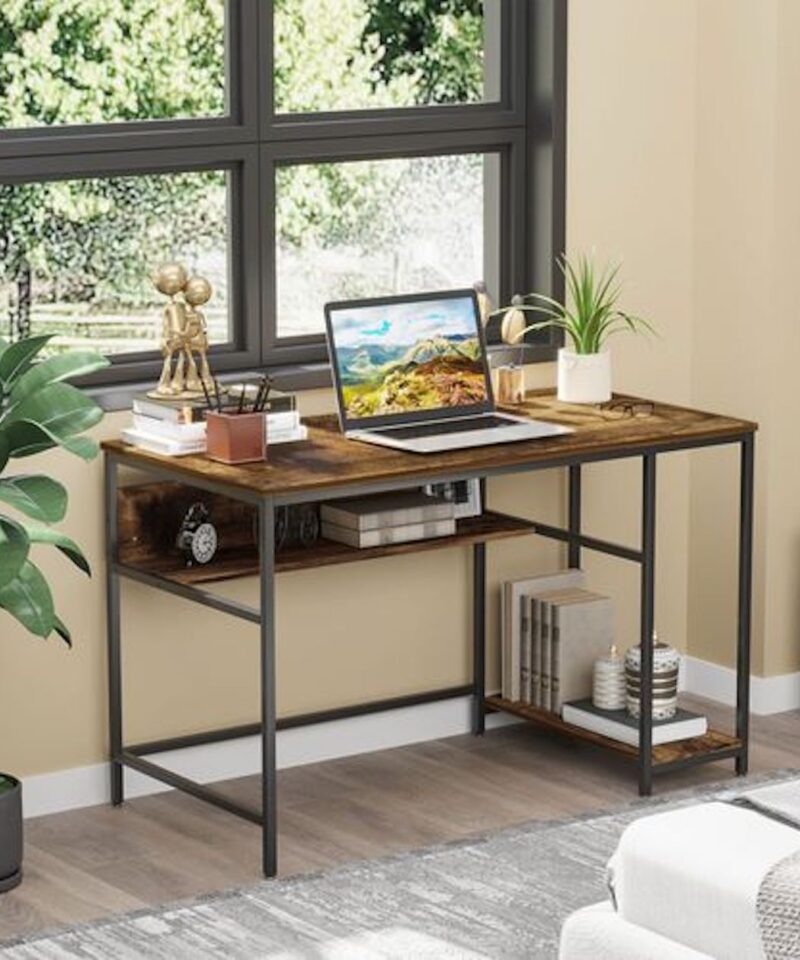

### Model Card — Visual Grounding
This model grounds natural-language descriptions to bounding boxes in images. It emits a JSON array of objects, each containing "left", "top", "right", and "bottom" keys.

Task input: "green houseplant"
[
  {"left": 496, "top": 254, "right": 654, "bottom": 404},
  {"left": 0, "top": 334, "right": 108, "bottom": 892}
]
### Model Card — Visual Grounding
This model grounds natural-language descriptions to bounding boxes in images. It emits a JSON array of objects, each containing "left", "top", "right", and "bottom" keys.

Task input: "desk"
[{"left": 102, "top": 391, "right": 756, "bottom": 878}]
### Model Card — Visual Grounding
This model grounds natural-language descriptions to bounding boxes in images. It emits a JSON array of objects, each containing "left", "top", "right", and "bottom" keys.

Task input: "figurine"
[{"left": 149, "top": 262, "right": 215, "bottom": 400}]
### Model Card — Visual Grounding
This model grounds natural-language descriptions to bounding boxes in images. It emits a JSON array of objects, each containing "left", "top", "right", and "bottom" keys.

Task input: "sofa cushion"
[
  {"left": 559, "top": 903, "right": 714, "bottom": 960},
  {"left": 611, "top": 801, "right": 800, "bottom": 960}
]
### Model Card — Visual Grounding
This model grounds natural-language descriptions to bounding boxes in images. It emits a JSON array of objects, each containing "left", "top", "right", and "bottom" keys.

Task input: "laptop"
[{"left": 324, "top": 289, "right": 572, "bottom": 454}]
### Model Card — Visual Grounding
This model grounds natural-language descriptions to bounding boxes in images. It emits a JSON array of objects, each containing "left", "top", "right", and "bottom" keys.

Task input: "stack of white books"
[
  {"left": 121, "top": 394, "right": 307, "bottom": 457},
  {"left": 320, "top": 491, "right": 456, "bottom": 548}
]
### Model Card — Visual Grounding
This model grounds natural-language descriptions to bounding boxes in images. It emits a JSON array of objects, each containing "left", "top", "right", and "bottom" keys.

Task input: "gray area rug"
[{"left": 2, "top": 770, "right": 797, "bottom": 960}]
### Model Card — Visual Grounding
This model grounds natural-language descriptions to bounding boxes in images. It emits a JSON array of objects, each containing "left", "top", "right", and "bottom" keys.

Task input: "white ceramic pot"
[{"left": 557, "top": 349, "right": 612, "bottom": 404}]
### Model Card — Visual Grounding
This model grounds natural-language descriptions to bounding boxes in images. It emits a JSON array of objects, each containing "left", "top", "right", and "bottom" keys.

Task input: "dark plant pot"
[{"left": 0, "top": 775, "right": 22, "bottom": 893}]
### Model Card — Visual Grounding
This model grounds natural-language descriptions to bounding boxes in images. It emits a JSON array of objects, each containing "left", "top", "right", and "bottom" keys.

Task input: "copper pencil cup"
[{"left": 205, "top": 411, "right": 266, "bottom": 464}]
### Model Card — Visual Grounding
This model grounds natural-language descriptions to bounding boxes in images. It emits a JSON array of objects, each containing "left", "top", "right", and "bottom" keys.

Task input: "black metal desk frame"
[{"left": 104, "top": 428, "right": 755, "bottom": 878}]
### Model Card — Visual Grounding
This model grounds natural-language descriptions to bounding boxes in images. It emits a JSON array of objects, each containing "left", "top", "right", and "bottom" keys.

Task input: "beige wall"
[
  {"left": 3, "top": 0, "right": 796, "bottom": 780},
  {"left": 688, "top": 0, "right": 800, "bottom": 677}
]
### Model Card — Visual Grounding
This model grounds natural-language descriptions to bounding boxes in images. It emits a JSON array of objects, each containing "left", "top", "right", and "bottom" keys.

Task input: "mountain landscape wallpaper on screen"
[{"left": 330, "top": 298, "right": 488, "bottom": 419}]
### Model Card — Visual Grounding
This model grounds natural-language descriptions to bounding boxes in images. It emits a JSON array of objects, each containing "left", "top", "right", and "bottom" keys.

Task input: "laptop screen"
[{"left": 325, "top": 290, "right": 494, "bottom": 430}]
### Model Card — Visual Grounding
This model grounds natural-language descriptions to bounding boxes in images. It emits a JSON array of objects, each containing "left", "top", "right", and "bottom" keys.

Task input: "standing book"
[
  {"left": 501, "top": 570, "right": 586, "bottom": 702},
  {"left": 549, "top": 590, "right": 614, "bottom": 713}
]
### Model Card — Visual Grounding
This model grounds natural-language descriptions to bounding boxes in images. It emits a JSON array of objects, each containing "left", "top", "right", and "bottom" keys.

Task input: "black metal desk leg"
[
  {"left": 105, "top": 456, "right": 123, "bottom": 805},
  {"left": 736, "top": 435, "right": 755, "bottom": 775},
  {"left": 638, "top": 454, "right": 657, "bottom": 797},
  {"left": 568, "top": 464, "right": 582, "bottom": 569},
  {"left": 259, "top": 499, "right": 277, "bottom": 877},
  {"left": 472, "top": 541, "right": 486, "bottom": 736}
]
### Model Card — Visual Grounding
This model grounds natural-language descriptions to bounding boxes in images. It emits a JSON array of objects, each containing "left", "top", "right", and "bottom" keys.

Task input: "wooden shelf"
[
  {"left": 485, "top": 695, "right": 742, "bottom": 767},
  {"left": 125, "top": 511, "right": 536, "bottom": 585}
]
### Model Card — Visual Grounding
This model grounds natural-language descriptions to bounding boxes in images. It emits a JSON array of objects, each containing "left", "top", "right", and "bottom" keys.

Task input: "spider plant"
[{"left": 497, "top": 254, "right": 655, "bottom": 354}]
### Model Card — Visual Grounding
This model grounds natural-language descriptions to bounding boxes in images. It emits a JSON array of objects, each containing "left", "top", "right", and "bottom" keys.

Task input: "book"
[
  {"left": 321, "top": 517, "right": 455, "bottom": 548},
  {"left": 562, "top": 699, "right": 708, "bottom": 747},
  {"left": 120, "top": 427, "right": 206, "bottom": 457},
  {"left": 132, "top": 388, "right": 295, "bottom": 423},
  {"left": 520, "top": 595, "right": 531, "bottom": 704},
  {"left": 529, "top": 586, "right": 590, "bottom": 711},
  {"left": 549, "top": 590, "right": 614, "bottom": 713},
  {"left": 132, "top": 414, "right": 207, "bottom": 442},
  {"left": 501, "top": 570, "right": 586, "bottom": 702},
  {"left": 320, "top": 491, "right": 454, "bottom": 532}
]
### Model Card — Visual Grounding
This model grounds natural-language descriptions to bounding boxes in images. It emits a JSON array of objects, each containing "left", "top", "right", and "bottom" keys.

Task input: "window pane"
[
  {"left": 0, "top": 170, "right": 230, "bottom": 356},
  {"left": 274, "top": 0, "right": 501, "bottom": 114},
  {"left": 276, "top": 152, "right": 499, "bottom": 339},
  {"left": 0, "top": 1, "right": 226, "bottom": 129}
]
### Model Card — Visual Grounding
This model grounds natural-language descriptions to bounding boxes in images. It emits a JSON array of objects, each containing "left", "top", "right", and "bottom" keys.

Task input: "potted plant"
[
  {"left": 495, "top": 254, "right": 654, "bottom": 404},
  {"left": 0, "top": 334, "right": 108, "bottom": 892}
]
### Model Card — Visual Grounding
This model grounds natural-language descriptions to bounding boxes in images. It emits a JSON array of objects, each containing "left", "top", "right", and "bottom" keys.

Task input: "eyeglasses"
[{"left": 600, "top": 400, "right": 655, "bottom": 420}]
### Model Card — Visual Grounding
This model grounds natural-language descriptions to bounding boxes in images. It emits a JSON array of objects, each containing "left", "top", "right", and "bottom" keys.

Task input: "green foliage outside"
[{"left": 0, "top": 0, "right": 484, "bottom": 347}]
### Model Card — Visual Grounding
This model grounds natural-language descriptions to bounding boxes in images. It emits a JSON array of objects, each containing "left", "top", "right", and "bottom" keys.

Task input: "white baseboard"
[
  {"left": 682, "top": 656, "right": 800, "bottom": 716},
  {"left": 20, "top": 695, "right": 518, "bottom": 820}
]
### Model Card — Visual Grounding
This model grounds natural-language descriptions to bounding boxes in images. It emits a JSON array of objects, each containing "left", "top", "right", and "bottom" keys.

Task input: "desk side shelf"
[
  {"left": 120, "top": 510, "right": 535, "bottom": 584},
  {"left": 485, "top": 695, "right": 743, "bottom": 769}
]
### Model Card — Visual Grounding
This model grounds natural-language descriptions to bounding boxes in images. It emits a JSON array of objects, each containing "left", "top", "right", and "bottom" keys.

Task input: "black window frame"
[{"left": 0, "top": 0, "right": 566, "bottom": 389}]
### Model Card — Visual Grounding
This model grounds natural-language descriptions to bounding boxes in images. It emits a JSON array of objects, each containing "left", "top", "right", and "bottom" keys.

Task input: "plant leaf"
[
  {"left": 0, "top": 431, "right": 8, "bottom": 473},
  {"left": 51, "top": 614, "right": 72, "bottom": 648},
  {"left": 0, "top": 559, "right": 55, "bottom": 637},
  {"left": 2, "top": 420, "right": 99, "bottom": 461},
  {"left": 0, "top": 515, "right": 30, "bottom": 589},
  {"left": 8, "top": 351, "right": 110, "bottom": 410},
  {"left": 0, "top": 336, "right": 52, "bottom": 387},
  {"left": 5, "top": 382, "right": 104, "bottom": 438},
  {"left": 0, "top": 475, "right": 67, "bottom": 522},
  {"left": 25, "top": 525, "right": 91, "bottom": 576}
]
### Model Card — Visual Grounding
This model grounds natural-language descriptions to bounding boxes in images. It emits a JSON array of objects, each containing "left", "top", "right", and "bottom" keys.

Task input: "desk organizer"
[{"left": 206, "top": 411, "right": 266, "bottom": 464}]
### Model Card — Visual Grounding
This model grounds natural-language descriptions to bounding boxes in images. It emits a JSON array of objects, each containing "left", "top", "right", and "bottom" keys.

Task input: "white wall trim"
[
  {"left": 20, "top": 695, "right": 518, "bottom": 820},
  {"left": 682, "top": 656, "right": 800, "bottom": 716}
]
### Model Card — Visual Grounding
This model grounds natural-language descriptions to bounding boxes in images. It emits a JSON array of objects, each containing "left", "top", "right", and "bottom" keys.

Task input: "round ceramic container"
[{"left": 625, "top": 639, "right": 680, "bottom": 720}]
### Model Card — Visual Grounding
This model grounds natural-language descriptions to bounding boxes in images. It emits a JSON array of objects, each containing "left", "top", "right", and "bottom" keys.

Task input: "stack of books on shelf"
[
  {"left": 121, "top": 389, "right": 306, "bottom": 456},
  {"left": 320, "top": 491, "right": 456, "bottom": 549},
  {"left": 501, "top": 568, "right": 707, "bottom": 746}
]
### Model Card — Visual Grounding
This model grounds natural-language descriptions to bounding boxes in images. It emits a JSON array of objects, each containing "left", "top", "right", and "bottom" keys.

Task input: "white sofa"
[{"left": 560, "top": 801, "right": 800, "bottom": 960}]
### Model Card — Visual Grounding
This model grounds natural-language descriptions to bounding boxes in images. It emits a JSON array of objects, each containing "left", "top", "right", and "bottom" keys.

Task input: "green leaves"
[
  {"left": 0, "top": 559, "right": 55, "bottom": 638},
  {"left": 25, "top": 526, "right": 90, "bottom": 576},
  {"left": 0, "top": 516, "right": 29, "bottom": 589},
  {"left": 493, "top": 254, "right": 656, "bottom": 355},
  {"left": 8, "top": 350, "right": 109, "bottom": 409},
  {"left": 0, "top": 335, "right": 52, "bottom": 386},
  {"left": 0, "top": 476, "right": 67, "bottom": 522},
  {"left": 0, "top": 338, "right": 105, "bottom": 646}
]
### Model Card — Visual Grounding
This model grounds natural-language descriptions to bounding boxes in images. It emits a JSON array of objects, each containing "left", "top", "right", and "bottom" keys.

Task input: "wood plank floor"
[{"left": 1, "top": 695, "right": 797, "bottom": 942}]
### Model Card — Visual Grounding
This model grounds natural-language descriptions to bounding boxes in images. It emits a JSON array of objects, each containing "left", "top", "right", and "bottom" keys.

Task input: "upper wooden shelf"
[
  {"left": 102, "top": 391, "right": 757, "bottom": 502},
  {"left": 120, "top": 510, "right": 535, "bottom": 583}
]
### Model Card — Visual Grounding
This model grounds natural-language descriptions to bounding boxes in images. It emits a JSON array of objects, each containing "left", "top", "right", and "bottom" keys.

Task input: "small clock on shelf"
[{"left": 175, "top": 502, "right": 218, "bottom": 566}]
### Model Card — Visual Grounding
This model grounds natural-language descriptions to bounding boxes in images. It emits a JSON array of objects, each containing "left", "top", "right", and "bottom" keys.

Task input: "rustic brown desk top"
[{"left": 103, "top": 392, "right": 756, "bottom": 500}]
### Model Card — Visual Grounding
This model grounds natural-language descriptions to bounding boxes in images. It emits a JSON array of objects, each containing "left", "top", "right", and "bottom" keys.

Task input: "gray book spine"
[
  {"left": 551, "top": 605, "right": 561, "bottom": 713},
  {"left": 520, "top": 596, "right": 531, "bottom": 704},
  {"left": 531, "top": 597, "right": 542, "bottom": 708},
  {"left": 540, "top": 601, "right": 552, "bottom": 712}
]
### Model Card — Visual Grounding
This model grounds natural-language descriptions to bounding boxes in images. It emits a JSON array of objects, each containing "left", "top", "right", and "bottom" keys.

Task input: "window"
[
  {"left": 0, "top": 170, "right": 230, "bottom": 354},
  {"left": 273, "top": 0, "right": 501, "bottom": 114},
  {"left": 276, "top": 152, "right": 498, "bottom": 338},
  {"left": 0, "top": 1, "right": 565, "bottom": 387}
]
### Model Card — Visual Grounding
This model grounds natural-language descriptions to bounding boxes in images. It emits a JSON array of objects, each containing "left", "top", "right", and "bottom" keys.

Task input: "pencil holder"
[
  {"left": 205, "top": 411, "right": 266, "bottom": 465},
  {"left": 496, "top": 365, "right": 526, "bottom": 405}
]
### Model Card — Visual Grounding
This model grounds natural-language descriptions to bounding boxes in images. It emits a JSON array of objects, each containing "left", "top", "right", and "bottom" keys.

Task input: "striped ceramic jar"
[{"left": 624, "top": 633, "right": 680, "bottom": 720}]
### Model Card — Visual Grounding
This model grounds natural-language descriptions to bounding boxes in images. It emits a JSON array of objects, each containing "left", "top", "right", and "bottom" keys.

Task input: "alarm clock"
[{"left": 175, "top": 502, "right": 218, "bottom": 566}]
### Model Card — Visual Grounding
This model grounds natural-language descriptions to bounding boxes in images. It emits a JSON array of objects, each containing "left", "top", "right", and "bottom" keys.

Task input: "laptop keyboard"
[{"left": 371, "top": 415, "right": 516, "bottom": 441}]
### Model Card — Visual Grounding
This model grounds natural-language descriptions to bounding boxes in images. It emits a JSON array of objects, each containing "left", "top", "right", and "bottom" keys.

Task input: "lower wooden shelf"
[
  {"left": 485, "top": 695, "right": 742, "bottom": 767},
  {"left": 124, "top": 511, "right": 536, "bottom": 584}
]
